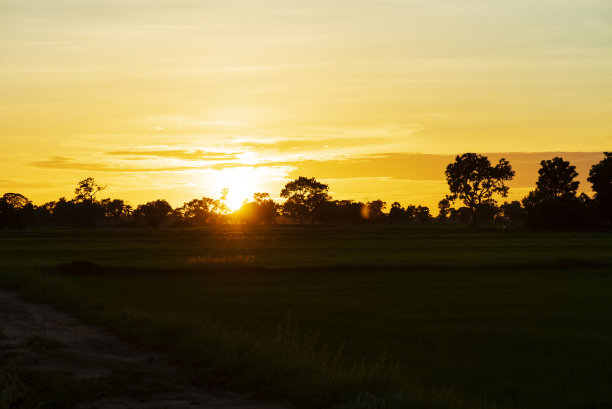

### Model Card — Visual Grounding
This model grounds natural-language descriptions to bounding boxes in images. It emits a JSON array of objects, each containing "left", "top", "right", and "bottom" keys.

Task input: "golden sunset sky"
[{"left": 1, "top": 0, "right": 611, "bottom": 211}]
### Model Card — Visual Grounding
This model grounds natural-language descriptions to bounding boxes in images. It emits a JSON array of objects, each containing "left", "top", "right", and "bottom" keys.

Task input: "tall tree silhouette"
[
  {"left": 445, "top": 153, "right": 514, "bottom": 228},
  {"left": 74, "top": 178, "right": 106, "bottom": 204},
  {"left": 587, "top": 152, "right": 612, "bottom": 223},
  {"left": 74, "top": 177, "right": 106, "bottom": 227},
  {"left": 280, "top": 177, "right": 329, "bottom": 224}
]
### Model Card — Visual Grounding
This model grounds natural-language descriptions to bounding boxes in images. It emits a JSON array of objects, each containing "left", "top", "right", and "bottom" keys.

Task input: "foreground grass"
[
  {"left": 0, "top": 340, "right": 182, "bottom": 409},
  {"left": 1, "top": 227, "right": 612, "bottom": 408},
  {"left": 2, "top": 264, "right": 612, "bottom": 408},
  {"left": 0, "top": 268, "right": 417, "bottom": 409},
  {"left": 0, "top": 359, "right": 87, "bottom": 409}
]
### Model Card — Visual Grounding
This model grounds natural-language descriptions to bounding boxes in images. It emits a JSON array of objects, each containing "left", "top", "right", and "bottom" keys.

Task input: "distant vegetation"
[{"left": 1, "top": 152, "right": 610, "bottom": 230}]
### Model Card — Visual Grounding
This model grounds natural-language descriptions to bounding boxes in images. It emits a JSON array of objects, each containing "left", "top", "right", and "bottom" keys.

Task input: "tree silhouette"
[
  {"left": 73, "top": 178, "right": 106, "bottom": 228},
  {"left": 4, "top": 157, "right": 611, "bottom": 229},
  {"left": 389, "top": 202, "right": 405, "bottom": 223},
  {"left": 535, "top": 157, "right": 579, "bottom": 199},
  {"left": 450, "top": 207, "right": 472, "bottom": 224},
  {"left": 415, "top": 205, "right": 431, "bottom": 223},
  {"left": 252, "top": 193, "right": 279, "bottom": 224},
  {"left": 216, "top": 188, "right": 231, "bottom": 215},
  {"left": 363, "top": 200, "right": 386, "bottom": 222},
  {"left": 1, "top": 193, "right": 31, "bottom": 209},
  {"left": 587, "top": 152, "right": 612, "bottom": 223},
  {"left": 445, "top": 153, "right": 514, "bottom": 228},
  {"left": 500, "top": 201, "right": 523, "bottom": 225},
  {"left": 405, "top": 205, "right": 417, "bottom": 222},
  {"left": 437, "top": 198, "right": 451, "bottom": 220},
  {"left": 522, "top": 157, "right": 586, "bottom": 229},
  {"left": 475, "top": 201, "right": 499, "bottom": 224},
  {"left": 333, "top": 200, "right": 364, "bottom": 224},
  {"left": 236, "top": 193, "right": 279, "bottom": 224},
  {"left": 101, "top": 199, "right": 131, "bottom": 224},
  {"left": 50, "top": 197, "right": 73, "bottom": 226},
  {"left": 280, "top": 177, "right": 329, "bottom": 224},
  {"left": 0, "top": 193, "right": 34, "bottom": 228},
  {"left": 178, "top": 198, "right": 218, "bottom": 225},
  {"left": 134, "top": 200, "right": 172, "bottom": 228},
  {"left": 74, "top": 178, "right": 106, "bottom": 204}
]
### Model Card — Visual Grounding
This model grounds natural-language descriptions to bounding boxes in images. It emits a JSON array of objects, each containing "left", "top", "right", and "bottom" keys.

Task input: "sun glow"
[{"left": 212, "top": 167, "right": 262, "bottom": 211}]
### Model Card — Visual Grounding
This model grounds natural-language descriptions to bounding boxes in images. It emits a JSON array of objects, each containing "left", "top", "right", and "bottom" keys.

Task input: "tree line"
[{"left": 1, "top": 152, "right": 610, "bottom": 229}]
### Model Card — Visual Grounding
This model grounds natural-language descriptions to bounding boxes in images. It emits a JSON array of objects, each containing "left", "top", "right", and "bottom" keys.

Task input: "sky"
[{"left": 1, "top": 0, "right": 610, "bottom": 211}]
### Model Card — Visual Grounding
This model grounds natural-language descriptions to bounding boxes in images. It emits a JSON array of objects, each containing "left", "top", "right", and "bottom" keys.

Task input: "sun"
[{"left": 213, "top": 167, "right": 261, "bottom": 212}]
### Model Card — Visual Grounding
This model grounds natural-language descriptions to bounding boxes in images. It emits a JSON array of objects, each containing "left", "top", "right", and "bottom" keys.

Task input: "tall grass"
[{"left": 0, "top": 267, "right": 475, "bottom": 409}]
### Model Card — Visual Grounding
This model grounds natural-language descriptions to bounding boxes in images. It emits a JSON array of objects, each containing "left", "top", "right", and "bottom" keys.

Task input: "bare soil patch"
[{"left": 0, "top": 290, "right": 289, "bottom": 409}]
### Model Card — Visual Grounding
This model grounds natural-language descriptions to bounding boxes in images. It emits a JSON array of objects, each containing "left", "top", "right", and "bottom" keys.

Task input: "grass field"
[{"left": 1, "top": 226, "right": 612, "bottom": 408}]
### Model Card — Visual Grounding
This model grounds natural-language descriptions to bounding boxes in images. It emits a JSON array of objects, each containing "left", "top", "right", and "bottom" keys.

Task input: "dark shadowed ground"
[
  {"left": 1, "top": 226, "right": 612, "bottom": 408},
  {"left": 0, "top": 289, "right": 289, "bottom": 409}
]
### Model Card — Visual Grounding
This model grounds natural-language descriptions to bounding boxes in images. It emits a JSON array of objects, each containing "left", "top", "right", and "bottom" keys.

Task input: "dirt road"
[{"left": 0, "top": 290, "right": 289, "bottom": 409}]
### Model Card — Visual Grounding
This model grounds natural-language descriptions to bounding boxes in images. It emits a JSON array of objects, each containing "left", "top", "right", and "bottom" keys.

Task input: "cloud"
[
  {"left": 236, "top": 124, "right": 425, "bottom": 155},
  {"left": 106, "top": 149, "right": 240, "bottom": 161},
  {"left": 0, "top": 179, "right": 58, "bottom": 190},
  {"left": 243, "top": 153, "right": 451, "bottom": 181},
  {"left": 30, "top": 151, "right": 605, "bottom": 192},
  {"left": 29, "top": 156, "right": 199, "bottom": 173},
  {"left": 243, "top": 137, "right": 402, "bottom": 152},
  {"left": 211, "top": 151, "right": 604, "bottom": 189}
]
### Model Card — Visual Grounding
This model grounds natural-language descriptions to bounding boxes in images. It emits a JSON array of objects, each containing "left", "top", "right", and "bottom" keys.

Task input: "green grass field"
[{"left": 1, "top": 226, "right": 612, "bottom": 408}]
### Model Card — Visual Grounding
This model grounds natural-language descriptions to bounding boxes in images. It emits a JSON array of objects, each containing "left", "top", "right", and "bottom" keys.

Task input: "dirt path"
[{"left": 0, "top": 290, "right": 290, "bottom": 409}]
